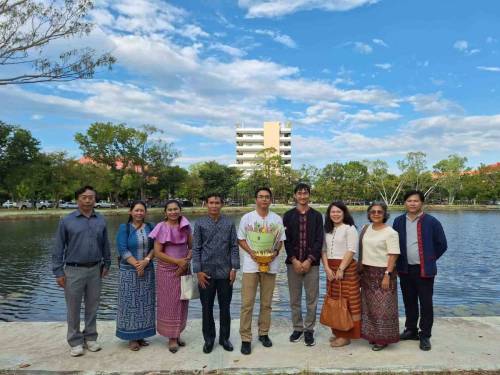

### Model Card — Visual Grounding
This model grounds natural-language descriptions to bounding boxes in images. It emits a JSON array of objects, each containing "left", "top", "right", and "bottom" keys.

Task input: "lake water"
[{"left": 0, "top": 210, "right": 499, "bottom": 322}]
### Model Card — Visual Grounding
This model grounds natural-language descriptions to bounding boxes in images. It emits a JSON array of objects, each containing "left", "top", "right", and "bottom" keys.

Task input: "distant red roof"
[{"left": 78, "top": 157, "right": 143, "bottom": 173}]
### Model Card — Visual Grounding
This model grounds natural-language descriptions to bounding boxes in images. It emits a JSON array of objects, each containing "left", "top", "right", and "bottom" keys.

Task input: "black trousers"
[
  {"left": 399, "top": 265, "right": 435, "bottom": 338},
  {"left": 199, "top": 278, "right": 233, "bottom": 343}
]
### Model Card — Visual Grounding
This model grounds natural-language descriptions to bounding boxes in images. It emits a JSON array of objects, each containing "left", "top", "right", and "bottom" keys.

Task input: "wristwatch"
[{"left": 384, "top": 270, "right": 392, "bottom": 276}]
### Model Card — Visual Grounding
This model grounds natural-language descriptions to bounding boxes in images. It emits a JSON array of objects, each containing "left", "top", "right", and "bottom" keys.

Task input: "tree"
[
  {"left": 397, "top": 151, "right": 428, "bottom": 190},
  {"left": 433, "top": 154, "right": 468, "bottom": 205},
  {"left": 0, "top": 0, "right": 115, "bottom": 85},
  {"left": 75, "top": 122, "right": 181, "bottom": 200},
  {"left": 133, "top": 125, "right": 180, "bottom": 200},
  {"left": 0, "top": 121, "right": 40, "bottom": 197},
  {"left": 197, "top": 161, "right": 242, "bottom": 199},
  {"left": 364, "top": 159, "right": 404, "bottom": 206},
  {"left": 154, "top": 166, "right": 188, "bottom": 198},
  {"left": 28, "top": 151, "right": 80, "bottom": 202}
]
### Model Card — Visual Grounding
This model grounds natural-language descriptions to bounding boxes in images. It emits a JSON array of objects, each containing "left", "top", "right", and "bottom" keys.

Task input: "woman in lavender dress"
[{"left": 149, "top": 200, "right": 192, "bottom": 353}]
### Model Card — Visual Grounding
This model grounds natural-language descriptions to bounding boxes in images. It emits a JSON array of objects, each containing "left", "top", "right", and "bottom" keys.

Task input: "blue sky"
[{"left": 1, "top": 0, "right": 499, "bottom": 171}]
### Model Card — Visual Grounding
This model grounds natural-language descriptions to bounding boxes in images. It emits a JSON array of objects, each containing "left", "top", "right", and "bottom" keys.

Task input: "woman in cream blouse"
[
  {"left": 359, "top": 202, "right": 400, "bottom": 351},
  {"left": 321, "top": 201, "right": 361, "bottom": 347}
]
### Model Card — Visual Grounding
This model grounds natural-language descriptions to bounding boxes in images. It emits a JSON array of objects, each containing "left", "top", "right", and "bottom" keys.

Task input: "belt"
[{"left": 65, "top": 261, "right": 100, "bottom": 268}]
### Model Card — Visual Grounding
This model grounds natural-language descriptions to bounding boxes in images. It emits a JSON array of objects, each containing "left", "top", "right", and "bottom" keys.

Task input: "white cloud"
[
  {"left": 354, "top": 42, "right": 373, "bottom": 54},
  {"left": 453, "top": 40, "right": 480, "bottom": 56},
  {"left": 486, "top": 36, "right": 497, "bottom": 44},
  {"left": 255, "top": 29, "right": 297, "bottom": 48},
  {"left": 292, "top": 114, "right": 500, "bottom": 164},
  {"left": 372, "top": 38, "right": 388, "bottom": 47},
  {"left": 406, "top": 92, "right": 463, "bottom": 115},
  {"left": 375, "top": 63, "right": 392, "bottom": 70},
  {"left": 453, "top": 40, "right": 469, "bottom": 51},
  {"left": 296, "top": 104, "right": 401, "bottom": 127},
  {"left": 178, "top": 24, "right": 209, "bottom": 40},
  {"left": 209, "top": 43, "right": 247, "bottom": 57},
  {"left": 239, "top": 0, "right": 379, "bottom": 18},
  {"left": 477, "top": 66, "right": 500, "bottom": 72}
]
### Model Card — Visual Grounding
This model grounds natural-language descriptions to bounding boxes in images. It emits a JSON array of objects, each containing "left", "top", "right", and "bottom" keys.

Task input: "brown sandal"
[
  {"left": 331, "top": 338, "right": 351, "bottom": 347},
  {"left": 138, "top": 339, "right": 149, "bottom": 347},
  {"left": 128, "top": 340, "right": 140, "bottom": 351}
]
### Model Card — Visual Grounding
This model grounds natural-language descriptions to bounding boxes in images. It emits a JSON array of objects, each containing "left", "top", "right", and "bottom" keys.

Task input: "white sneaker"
[
  {"left": 85, "top": 341, "right": 101, "bottom": 352},
  {"left": 70, "top": 344, "right": 84, "bottom": 357}
]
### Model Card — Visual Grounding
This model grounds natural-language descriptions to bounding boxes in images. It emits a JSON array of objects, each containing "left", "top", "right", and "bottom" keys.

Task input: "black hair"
[
  {"left": 324, "top": 201, "right": 355, "bottom": 233},
  {"left": 204, "top": 192, "right": 224, "bottom": 202},
  {"left": 255, "top": 187, "right": 272, "bottom": 198},
  {"left": 127, "top": 200, "right": 147, "bottom": 223},
  {"left": 164, "top": 199, "right": 182, "bottom": 223},
  {"left": 403, "top": 190, "right": 425, "bottom": 202},
  {"left": 367, "top": 202, "right": 390, "bottom": 223},
  {"left": 75, "top": 185, "right": 96, "bottom": 200},
  {"left": 294, "top": 182, "right": 311, "bottom": 194}
]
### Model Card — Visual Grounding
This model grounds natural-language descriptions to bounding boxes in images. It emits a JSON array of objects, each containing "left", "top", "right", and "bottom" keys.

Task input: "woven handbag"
[{"left": 320, "top": 281, "right": 353, "bottom": 331}]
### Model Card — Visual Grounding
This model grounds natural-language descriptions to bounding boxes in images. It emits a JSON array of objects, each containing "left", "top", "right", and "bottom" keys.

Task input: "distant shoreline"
[{"left": 0, "top": 204, "right": 498, "bottom": 221}]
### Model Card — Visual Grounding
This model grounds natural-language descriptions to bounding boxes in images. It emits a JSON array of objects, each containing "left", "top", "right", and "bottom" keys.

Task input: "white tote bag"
[{"left": 180, "top": 273, "right": 200, "bottom": 300}]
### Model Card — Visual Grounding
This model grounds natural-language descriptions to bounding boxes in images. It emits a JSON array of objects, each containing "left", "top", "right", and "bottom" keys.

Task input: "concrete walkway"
[{"left": 1, "top": 317, "right": 499, "bottom": 374}]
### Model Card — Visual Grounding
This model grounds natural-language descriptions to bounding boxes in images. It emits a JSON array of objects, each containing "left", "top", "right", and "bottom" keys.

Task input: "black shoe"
[
  {"left": 219, "top": 339, "right": 234, "bottom": 352},
  {"left": 203, "top": 341, "right": 214, "bottom": 354},
  {"left": 240, "top": 341, "right": 251, "bottom": 355},
  {"left": 372, "top": 344, "right": 388, "bottom": 351},
  {"left": 289, "top": 330, "right": 303, "bottom": 342},
  {"left": 304, "top": 331, "right": 315, "bottom": 346},
  {"left": 419, "top": 336, "right": 431, "bottom": 351},
  {"left": 400, "top": 329, "right": 419, "bottom": 340},
  {"left": 258, "top": 335, "right": 273, "bottom": 347}
]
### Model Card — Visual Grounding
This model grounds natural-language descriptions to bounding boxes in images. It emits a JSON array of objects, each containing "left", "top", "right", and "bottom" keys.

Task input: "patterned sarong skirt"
[
  {"left": 116, "top": 264, "right": 156, "bottom": 340},
  {"left": 360, "top": 265, "right": 399, "bottom": 345}
]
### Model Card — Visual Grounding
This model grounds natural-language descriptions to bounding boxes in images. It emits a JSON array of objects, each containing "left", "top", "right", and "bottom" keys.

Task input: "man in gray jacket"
[{"left": 53, "top": 185, "right": 111, "bottom": 357}]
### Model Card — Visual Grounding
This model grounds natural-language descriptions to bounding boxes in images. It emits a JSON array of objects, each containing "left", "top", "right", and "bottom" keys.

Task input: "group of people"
[{"left": 52, "top": 183, "right": 447, "bottom": 358}]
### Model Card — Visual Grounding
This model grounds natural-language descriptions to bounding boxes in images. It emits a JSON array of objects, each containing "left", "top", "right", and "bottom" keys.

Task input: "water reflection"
[{"left": 0, "top": 210, "right": 499, "bottom": 322}]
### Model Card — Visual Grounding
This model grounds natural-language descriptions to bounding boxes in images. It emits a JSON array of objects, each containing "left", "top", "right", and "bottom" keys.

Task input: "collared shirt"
[
  {"left": 52, "top": 209, "right": 111, "bottom": 277},
  {"left": 406, "top": 212, "right": 423, "bottom": 265},
  {"left": 192, "top": 215, "right": 240, "bottom": 279}
]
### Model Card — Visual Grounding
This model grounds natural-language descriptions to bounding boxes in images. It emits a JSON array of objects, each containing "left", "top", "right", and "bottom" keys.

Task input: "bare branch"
[{"left": 0, "top": 0, "right": 114, "bottom": 85}]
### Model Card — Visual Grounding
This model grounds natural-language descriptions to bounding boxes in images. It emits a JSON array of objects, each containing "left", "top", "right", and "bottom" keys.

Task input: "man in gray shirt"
[
  {"left": 192, "top": 193, "right": 239, "bottom": 354},
  {"left": 53, "top": 185, "right": 111, "bottom": 357}
]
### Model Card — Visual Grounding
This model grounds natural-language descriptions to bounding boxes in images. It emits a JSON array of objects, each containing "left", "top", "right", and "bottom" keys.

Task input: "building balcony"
[
  {"left": 236, "top": 136, "right": 264, "bottom": 142},
  {"left": 236, "top": 145, "right": 265, "bottom": 152},
  {"left": 280, "top": 145, "right": 291, "bottom": 151},
  {"left": 236, "top": 154, "right": 260, "bottom": 161}
]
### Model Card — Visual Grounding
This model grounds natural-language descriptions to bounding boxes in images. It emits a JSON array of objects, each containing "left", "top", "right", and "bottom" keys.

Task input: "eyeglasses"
[
  {"left": 257, "top": 195, "right": 271, "bottom": 200},
  {"left": 369, "top": 210, "right": 384, "bottom": 215}
]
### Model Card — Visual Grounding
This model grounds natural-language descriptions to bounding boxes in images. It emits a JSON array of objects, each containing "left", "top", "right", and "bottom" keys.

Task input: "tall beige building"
[{"left": 233, "top": 121, "right": 292, "bottom": 176}]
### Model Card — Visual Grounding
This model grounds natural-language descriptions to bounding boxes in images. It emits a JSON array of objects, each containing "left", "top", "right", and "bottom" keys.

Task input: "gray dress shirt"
[
  {"left": 52, "top": 209, "right": 111, "bottom": 277},
  {"left": 192, "top": 215, "right": 240, "bottom": 279}
]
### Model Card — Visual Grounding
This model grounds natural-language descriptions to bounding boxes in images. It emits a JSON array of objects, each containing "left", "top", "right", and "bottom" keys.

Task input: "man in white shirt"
[{"left": 238, "top": 187, "right": 285, "bottom": 355}]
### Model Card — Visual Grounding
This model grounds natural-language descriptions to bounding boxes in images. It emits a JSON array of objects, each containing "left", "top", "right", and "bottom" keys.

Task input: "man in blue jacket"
[{"left": 393, "top": 190, "right": 447, "bottom": 351}]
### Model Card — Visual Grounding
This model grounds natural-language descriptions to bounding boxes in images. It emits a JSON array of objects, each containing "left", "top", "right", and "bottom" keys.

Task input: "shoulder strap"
[{"left": 357, "top": 224, "right": 369, "bottom": 272}]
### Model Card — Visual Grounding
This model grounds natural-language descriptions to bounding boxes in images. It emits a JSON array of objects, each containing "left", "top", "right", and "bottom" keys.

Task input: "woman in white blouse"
[
  {"left": 321, "top": 201, "right": 361, "bottom": 347},
  {"left": 359, "top": 202, "right": 400, "bottom": 351}
]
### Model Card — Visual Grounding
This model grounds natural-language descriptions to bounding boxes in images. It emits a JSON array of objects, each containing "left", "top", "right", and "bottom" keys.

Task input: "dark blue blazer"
[{"left": 393, "top": 213, "right": 447, "bottom": 278}]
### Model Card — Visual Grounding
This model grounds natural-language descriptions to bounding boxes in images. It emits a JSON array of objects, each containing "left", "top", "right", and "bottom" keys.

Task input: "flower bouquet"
[{"left": 245, "top": 222, "right": 284, "bottom": 272}]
